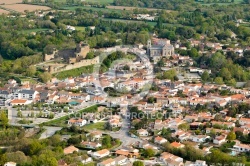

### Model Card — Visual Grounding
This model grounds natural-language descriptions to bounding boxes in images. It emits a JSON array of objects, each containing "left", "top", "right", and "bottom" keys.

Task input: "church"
[{"left": 147, "top": 38, "right": 175, "bottom": 61}]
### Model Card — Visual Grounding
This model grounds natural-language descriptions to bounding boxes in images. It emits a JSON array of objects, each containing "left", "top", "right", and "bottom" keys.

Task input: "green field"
[
  {"left": 55, "top": 65, "right": 93, "bottom": 80},
  {"left": 82, "top": 122, "right": 106, "bottom": 131},
  {"left": 75, "top": 26, "right": 85, "bottom": 31},
  {"left": 85, "top": 0, "right": 114, "bottom": 4}
]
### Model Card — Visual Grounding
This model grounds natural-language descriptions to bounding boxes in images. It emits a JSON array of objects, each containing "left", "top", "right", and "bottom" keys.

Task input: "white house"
[
  {"left": 97, "top": 158, "right": 115, "bottom": 166},
  {"left": 4, "top": 162, "right": 16, "bottom": 166},
  {"left": 81, "top": 141, "right": 102, "bottom": 149},
  {"left": 154, "top": 136, "right": 168, "bottom": 144},
  {"left": 233, "top": 140, "right": 250, "bottom": 152},
  {"left": 114, "top": 155, "right": 127, "bottom": 165},
  {"left": 191, "top": 135, "right": 210, "bottom": 143},
  {"left": 92, "top": 149, "right": 110, "bottom": 159},
  {"left": 137, "top": 129, "right": 149, "bottom": 137},
  {"left": 213, "top": 135, "right": 227, "bottom": 145},
  {"left": 68, "top": 118, "right": 87, "bottom": 127},
  {"left": 239, "top": 118, "right": 250, "bottom": 126}
]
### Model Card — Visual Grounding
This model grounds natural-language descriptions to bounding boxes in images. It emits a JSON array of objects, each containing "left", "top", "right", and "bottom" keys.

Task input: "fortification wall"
[
  {"left": 48, "top": 56, "right": 99, "bottom": 74},
  {"left": 44, "top": 50, "right": 57, "bottom": 61}
]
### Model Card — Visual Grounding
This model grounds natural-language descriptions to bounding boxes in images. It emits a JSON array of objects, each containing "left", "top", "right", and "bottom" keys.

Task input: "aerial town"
[{"left": 0, "top": 0, "right": 250, "bottom": 166}]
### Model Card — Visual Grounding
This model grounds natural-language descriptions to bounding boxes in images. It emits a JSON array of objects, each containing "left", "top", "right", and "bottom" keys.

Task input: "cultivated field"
[
  {"left": 1, "top": 4, "right": 51, "bottom": 13},
  {"left": 83, "top": 0, "right": 113, "bottom": 4},
  {"left": 0, "top": 8, "right": 9, "bottom": 14},
  {"left": 106, "top": 5, "right": 173, "bottom": 12},
  {"left": 0, "top": 0, "right": 22, "bottom": 5}
]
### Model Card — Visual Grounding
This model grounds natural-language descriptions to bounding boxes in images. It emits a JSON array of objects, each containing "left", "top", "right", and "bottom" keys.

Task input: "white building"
[
  {"left": 92, "top": 149, "right": 110, "bottom": 159},
  {"left": 68, "top": 118, "right": 87, "bottom": 127}
]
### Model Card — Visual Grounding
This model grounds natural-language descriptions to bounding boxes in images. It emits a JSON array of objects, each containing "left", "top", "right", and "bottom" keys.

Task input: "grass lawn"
[
  {"left": 82, "top": 122, "right": 106, "bottom": 131},
  {"left": 75, "top": 26, "right": 85, "bottom": 31},
  {"left": 42, "top": 115, "right": 69, "bottom": 127}
]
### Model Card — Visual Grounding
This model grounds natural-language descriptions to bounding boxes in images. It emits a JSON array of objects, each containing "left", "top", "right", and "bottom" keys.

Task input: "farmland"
[
  {"left": 0, "top": 4, "right": 50, "bottom": 13},
  {"left": 83, "top": 0, "right": 114, "bottom": 4},
  {"left": 0, "top": 8, "right": 9, "bottom": 14},
  {"left": 0, "top": 0, "right": 22, "bottom": 5}
]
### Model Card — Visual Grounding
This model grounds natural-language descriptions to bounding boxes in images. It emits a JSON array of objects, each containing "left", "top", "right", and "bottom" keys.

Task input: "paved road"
[
  {"left": 108, "top": 108, "right": 141, "bottom": 148},
  {"left": 39, "top": 126, "right": 62, "bottom": 139}
]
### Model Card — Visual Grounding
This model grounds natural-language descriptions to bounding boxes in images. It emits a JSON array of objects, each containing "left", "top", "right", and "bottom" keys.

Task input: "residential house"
[
  {"left": 97, "top": 158, "right": 115, "bottom": 166},
  {"left": 213, "top": 135, "right": 227, "bottom": 145},
  {"left": 81, "top": 141, "right": 102, "bottom": 149},
  {"left": 4, "top": 162, "right": 16, "bottom": 166},
  {"left": 233, "top": 127, "right": 249, "bottom": 135},
  {"left": 114, "top": 155, "right": 128, "bottom": 165},
  {"left": 160, "top": 152, "right": 183, "bottom": 165},
  {"left": 63, "top": 145, "right": 79, "bottom": 155},
  {"left": 10, "top": 99, "right": 32, "bottom": 106},
  {"left": 68, "top": 118, "right": 87, "bottom": 127},
  {"left": 191, "top": 135, "right": 210, "bottom": 143},
  {"left": 239, "top": 118, "right": 250, "bottom": 126},
  {"left": 185, "top": 160, "right": 207, "bottom": 166},
  {"left": 233, "top": 140, "right": 250, "bottom": 152},
  {"left": 154, "top": 136, "right": 168, "bottom": 144},
  {"left": 89, "top": 131, "right": 102, "bottom": 141},
  {"left": 172, "top": 130, "right": 191, "bottom": 141},
  {"left": 115, "top": 148, "right": 140, "bottom": 158},
  {"left": 137, "top": 129, "right": 149, "bottom": 137},
  {"left": 92, "top": 149, "right": 110, "bottom": 159},
  {"left": 170, "top": 141, "right": 185, "bottom": 148},
  {"left": 184, "top": 115, "right": 198, "bottom": 123},
  {"left": 81, "top": 157, "right": 93, "bottom": 165}
]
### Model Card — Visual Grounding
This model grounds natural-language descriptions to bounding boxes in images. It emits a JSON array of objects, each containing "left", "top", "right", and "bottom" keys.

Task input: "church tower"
[{"left": 147, "top": 39, "right": 151, "bottom": 55}]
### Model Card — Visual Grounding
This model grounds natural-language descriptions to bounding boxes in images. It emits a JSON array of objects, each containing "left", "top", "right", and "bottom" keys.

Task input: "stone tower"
[{"left": 147, "top": 39, "right": 151, "bottom": 54}]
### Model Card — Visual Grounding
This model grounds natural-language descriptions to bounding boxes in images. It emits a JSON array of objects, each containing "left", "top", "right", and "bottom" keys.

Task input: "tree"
[
  {"left": 102, "top": 135, "right": 112, "bottom": 148},
  {"left": 39, "top": 72, "right": 52, "bottom": 83},
  {"left": 144, "top": 148, "right": 155, "bottom": 158},
  {"left": 26, "top": 65, "right": 36, "bottom": 77},
  {"left": 189, "top": 48, "right": 199, "bottom": 57},
  {"left": 6, "top": 151, "right": 27, "bottom": 164},
  {"left": 219, "top": 68, "right": 231, "bottom": 81},
  {"left": 214, "top": 77, "right": 224, "bottom": 85},
  {"left": 147, "top": 97, "right": 155, "bottom": 103},
  {"left": 133, "top": 161, "right": 144, "bottom": 166},
  {"left": 201, "top": 71, "right": 209, "bottom": 82},
  {"left": 17, "top": 110, "right": 23, "bottom": 118},
  {"left": 0, "top": 111, "right": 8, "bottom": 129},
  {"left": 28, "top": 140, "right": 43, "bottom": 155},
  {"left": 178, "top": 123, "right": 190, "bottom": 131},
  {"left": 0, "top": 55, "right": 3, "bottom": 64},
  {"left": 227, "top": 131, "right": 236, "bottom": 141},
  {"left": 85, "top": 52, "right": 95, "bottom": 59}
]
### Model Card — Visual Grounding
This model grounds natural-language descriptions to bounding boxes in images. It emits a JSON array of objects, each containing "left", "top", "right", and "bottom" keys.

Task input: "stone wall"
[
  {"left": 44, "top": 50, "right": 58, "bottom": 61},
  {"left": 48, "top": 56, "right": 99, "bottom": 74}
]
